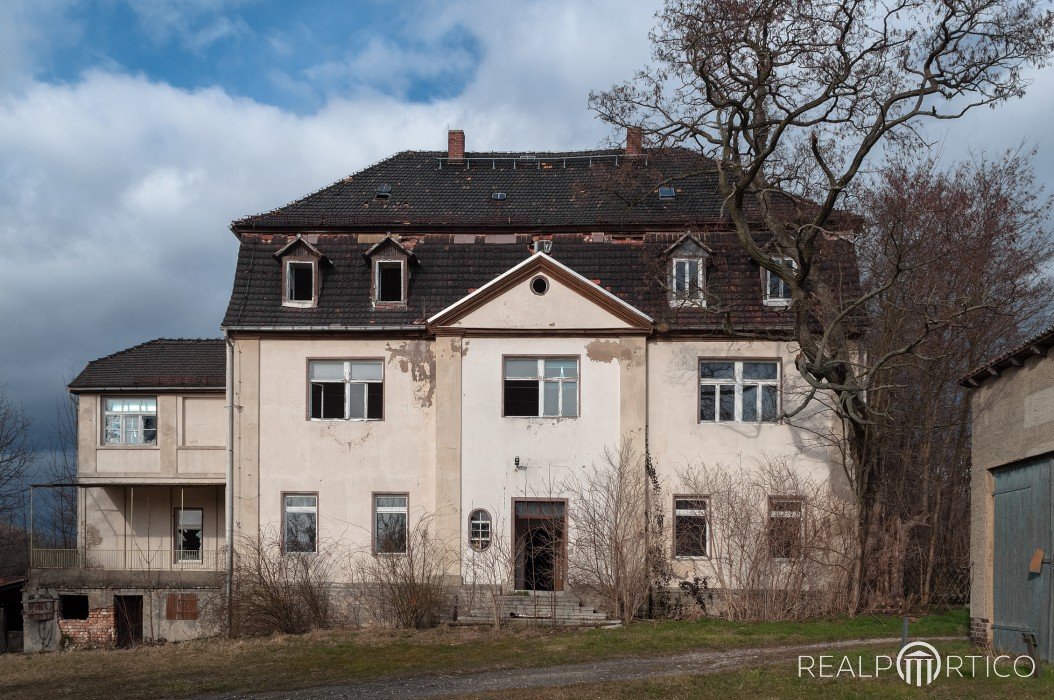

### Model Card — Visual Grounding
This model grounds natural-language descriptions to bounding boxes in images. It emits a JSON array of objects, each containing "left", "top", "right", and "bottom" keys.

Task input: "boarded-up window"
[
  {"left": 768, "top": 498, "right": 804, "bottom": 559},
  {"left": 165, "top": 593, "right": 198, "bottom": 621}
]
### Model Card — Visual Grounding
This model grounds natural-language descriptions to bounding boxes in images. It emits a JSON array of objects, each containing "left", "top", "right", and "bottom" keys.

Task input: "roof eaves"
[{"left": 960, "top": 324, "right": 1054, "bottom": 388}]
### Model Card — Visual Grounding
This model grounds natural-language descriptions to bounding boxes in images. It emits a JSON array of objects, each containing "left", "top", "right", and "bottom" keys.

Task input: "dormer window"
[
  {"left": 671, "top": 257, "right": 704, "bottom": 304},
  {"left": 286, "top": 261, "right": 315, "bottom": 306},
  {"left": 375, "top": 260, "right": 405, "bottom": 303},
  {"left": 764, "top": 257, "right": 796, "bottom": 306}
]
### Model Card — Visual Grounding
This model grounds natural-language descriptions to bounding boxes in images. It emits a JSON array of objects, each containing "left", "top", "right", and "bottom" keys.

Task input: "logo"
[{"left": 896, "top": 641, "right": 942, "bottom": 687}]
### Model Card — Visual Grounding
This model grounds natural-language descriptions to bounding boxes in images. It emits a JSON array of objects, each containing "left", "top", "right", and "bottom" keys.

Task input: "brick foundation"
[
  {"left": 58, "top": 607, "right": 114, "bottom": 647},
  {"left": 970, "top": 616, "right": 990, "bottom": 646}
]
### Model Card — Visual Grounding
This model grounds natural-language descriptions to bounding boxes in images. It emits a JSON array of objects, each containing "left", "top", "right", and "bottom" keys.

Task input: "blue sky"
[{"left": 0, "top": 0, "right": 1052, "bottom": 488}]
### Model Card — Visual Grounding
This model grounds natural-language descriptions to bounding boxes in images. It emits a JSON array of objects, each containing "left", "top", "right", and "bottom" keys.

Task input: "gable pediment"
[{"left": 427, "top": 253, "right": 652, "bottom": 333}]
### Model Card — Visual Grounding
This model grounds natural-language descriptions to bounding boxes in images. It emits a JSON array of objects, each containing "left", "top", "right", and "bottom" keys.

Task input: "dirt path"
[{"left": 204, "top": 635, "right": 963, "bottom": 699}]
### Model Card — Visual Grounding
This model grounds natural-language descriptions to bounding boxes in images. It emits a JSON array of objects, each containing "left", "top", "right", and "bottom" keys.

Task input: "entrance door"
[
  {"left": 114, "top": 595, "right": 143, "bottom": 648},
  {"left": 514, "top": 500, "right": 565, "bottom": 591},
  {"left": 992, "top": 454, "right": 1053, "bottom": 660}
]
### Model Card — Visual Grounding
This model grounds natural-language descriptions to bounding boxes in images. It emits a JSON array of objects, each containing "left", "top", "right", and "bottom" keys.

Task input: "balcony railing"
[{"left": 31, "top": 548, "right": 224, "bottom": 571}]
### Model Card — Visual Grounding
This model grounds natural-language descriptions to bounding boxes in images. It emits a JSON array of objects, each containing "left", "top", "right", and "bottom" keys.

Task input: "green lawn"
[
  {"left": 0, "top": 609, "right": 967, "bottom": 699},
  {"left": 477, "top": 642, "right": 1053, "bottom": 699}
]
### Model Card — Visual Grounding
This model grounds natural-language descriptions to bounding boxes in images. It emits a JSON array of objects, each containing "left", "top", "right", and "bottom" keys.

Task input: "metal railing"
[{"left": 31, "top": 548, "right": 224, "bottom": 571}]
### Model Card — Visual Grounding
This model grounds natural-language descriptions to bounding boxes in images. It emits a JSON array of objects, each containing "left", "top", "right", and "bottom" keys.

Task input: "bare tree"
[
  {"left": 37, "top": 394, "right": 79, "bottom": 548},
  {"left": 463, "top": 511, "right": 514, "bottom": 629},
  {"left": 591, "top": 0, "right": 1054, "bottom": 613},
  {"left": 0, "top": 386, "right": 34, "bottom": 575},
  {"left": 564, "top": 441, "right": 660, "bottom": 623}
]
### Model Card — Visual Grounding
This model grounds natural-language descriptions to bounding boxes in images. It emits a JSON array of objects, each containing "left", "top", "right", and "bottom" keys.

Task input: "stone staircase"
[{"left": 456, "top": 591, "right": 614, "bottom": 626}]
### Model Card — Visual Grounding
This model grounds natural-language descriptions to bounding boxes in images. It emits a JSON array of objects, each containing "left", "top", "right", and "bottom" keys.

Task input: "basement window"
[
  {"left": 768, "top": 497, "right": 804, "bottom": 559},
  {"left": 309, "top": 360, "right": 383, "bottom": 420},
  {"left": 284, "top": 494, "right": 318, "bottom": 553},
  {"left": 375, "top": 261, "right": 405, "bottom": 303},
  {"left": 285, "top": 261, "right": 316, "bottom": 307},
  {"left": 674, "top": 497, "right": 709, "bottom": 558},
  {"left": 59, "top": 594, "right": 89, "bottom": 620},
  {"left": 165, "top": 593, "right": 198, "bottom": 621},
  {"left": 503, "top": 357, "right": 578, "bottom": 417}
]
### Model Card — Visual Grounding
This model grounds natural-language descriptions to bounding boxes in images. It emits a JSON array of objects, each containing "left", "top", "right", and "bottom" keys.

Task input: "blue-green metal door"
[{"left": 992, "top": 454, "right": 1053, "bottom": 660}]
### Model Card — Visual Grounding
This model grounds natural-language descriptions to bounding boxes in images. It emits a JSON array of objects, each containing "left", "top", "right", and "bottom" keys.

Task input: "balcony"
[{"left": 31, "top": 548, "right": 224, "bottom": 571}]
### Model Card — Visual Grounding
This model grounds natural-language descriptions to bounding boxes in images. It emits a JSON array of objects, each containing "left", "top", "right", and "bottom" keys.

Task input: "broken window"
[
  {"left": 375, "top": 261, "right": 404, "bottom": 302},
  {"left": 375, "top": 494, "right": 408, "bottom": 554},
  {"left": 165, "top": 593, "right": 198, "bottom": 621},
  {"left": 103, "top": 397, "right": 157, "bottom": 445},
  {"left": 768, "top": 497, "right": 804, "bottom": 559},
  {"left": 309, "top": 360, "right": 383, "bottom": 420},
  {"left": 286, "top": 261, "right": 315, "bottom": 305},
  {"left": 699, "top": 360, "right": 779, "bottom": 423},
  {"left": 284, "top": 494, "right": 317, "bottom": 553},
  {"left": 764, "top": 257, "right": 796, "bottom": 304},
  {"left": 174, "top": 508, "right": 202, "bottom": 562},
  {"left": 59, "top": 594, "right": 89, "bottom": 620},
  {"left": 503, "top": 358, "right": 578, "bottom": 417},
  {"left": 670, "top": 257, "right": 704, "bottom": 304},
  {"left": 674, "top": 497, "right": 709, "bottom": 558},
  {"left": 469, "top": 509, "right": 492, "bottom": 552}
]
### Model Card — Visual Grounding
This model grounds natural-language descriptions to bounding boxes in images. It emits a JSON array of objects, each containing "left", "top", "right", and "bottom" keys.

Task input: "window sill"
[
  {"left": 372, "top": 301, "right": 408, "bottom": 309},
  {"left": 98, "top": 444, "right": 160, "bottom": 450},
  {"left": 668, "top": 299, "right": 707, "bottom": 309},
  {"left": 504, "top": 415, "right": 579, "bottom": 420},
  {"left": 282, "top": 300, "right": 316, "bottom": 308},
  {"left": 674, "top": 555, "right": 710, "bottom": 561},
  {"left": 697, "top": 421, "right": 781, "bottom": 426},
  {"left": 308, "top": 417, "right": 383, "bottom": 422},
  {"left": 762, "top": 298, "right": 791, "bottom": 307}
]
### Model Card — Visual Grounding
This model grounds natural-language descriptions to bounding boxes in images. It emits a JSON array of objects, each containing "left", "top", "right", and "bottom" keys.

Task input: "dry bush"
[
  {"left": 229, "top": 530, "right": 341, "bottom": 635},
  {"left": 352, "top": 511, "right": 456, "bottom": 629},
  {"left": 463, "top": 512, "right": 513, "bottom": 629},
  {"left": 676, "top": 454, "right": 853, "bottom": 621},
  {"left": 564, "top": 440, "right": 659, "bottom": 623}
]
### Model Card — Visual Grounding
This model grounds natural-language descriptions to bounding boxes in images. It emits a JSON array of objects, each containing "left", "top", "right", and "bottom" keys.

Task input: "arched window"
[{"left": 469, "top": 509, "right": 492, "bottom": 551}]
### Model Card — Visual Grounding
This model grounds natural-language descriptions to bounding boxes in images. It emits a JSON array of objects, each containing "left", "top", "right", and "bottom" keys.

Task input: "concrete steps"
[{"left": 456, "top": 592, "right": 614, "bottom": 626}]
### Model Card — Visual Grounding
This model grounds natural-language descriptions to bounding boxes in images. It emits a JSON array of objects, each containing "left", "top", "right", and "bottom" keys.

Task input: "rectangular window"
[
  {"left": 764, "top": 257, "right": 796, "bottom": 304},
  {"left": 165, "top": 593, "right": 198, "bottom": 621},
  {"left": 674, "top": 497, "right": 709, "bottom": 557},
  {"left": 375, "top": 261, "right": 404, "bottom": 302},
  {"left": 174, "top": 508, "right": 203, "bottom": 562},
  {"left": 103, "top": 397, "right": 157, "bottom": 445},
  {"left": 768, "top": 497, "right": 804, "bottom": 559},
  {"left": 375, "top": 494, "right": 408, "bottom": 554},
  {"left": 671, "top": 257, "right": 704, "bottom": 303},
  {"left": 503, "top": 357, "right": 579, "bottom": 417},
  {"left": 286, "top": 261, "right": 315, "bottom": 304},
  {"left": 699, "top": 360, "right": 779, "bottom": 423},
  {"left": 284, "top": 494, "right": 318, "bottom": 553},
  {"left": 309, "top": 360, "right": 383, "bottom": 420}
]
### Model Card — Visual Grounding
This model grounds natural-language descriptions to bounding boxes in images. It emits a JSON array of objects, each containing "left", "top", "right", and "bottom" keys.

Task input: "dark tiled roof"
[
  {"left": 69, "top": 339, "right": 226, "bottom": 391},
  {"left": 232, "top": 149, "right": 733, "bottom": 231},
  {"left": 961, "top": 324, "right": 1054, "bottom": 387},
  {"left": 222, "top": 233, "right": 859, "bottom": 333}
]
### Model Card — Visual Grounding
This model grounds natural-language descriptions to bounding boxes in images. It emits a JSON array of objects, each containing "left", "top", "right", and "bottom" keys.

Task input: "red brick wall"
[{"left": 58, "top": 607, "right": 114, "bottom": 647}]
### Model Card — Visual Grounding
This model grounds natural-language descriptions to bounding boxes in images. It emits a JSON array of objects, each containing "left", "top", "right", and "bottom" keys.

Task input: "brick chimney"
[
  {"left": 448, "top": 129, "right": 465, "bottom": 162},
  {"left": 625, "top": 126, "right": 643, "bottom": 156}
]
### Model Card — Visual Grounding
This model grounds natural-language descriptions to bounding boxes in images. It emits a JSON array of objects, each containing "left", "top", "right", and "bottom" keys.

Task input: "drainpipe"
[{"left": 224, "top": 331, "right": 235, "bottom": 636}]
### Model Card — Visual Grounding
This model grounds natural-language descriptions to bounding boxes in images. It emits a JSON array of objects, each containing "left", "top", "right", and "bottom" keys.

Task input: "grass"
[
  {"left": 472, "top": 642, "right": 1054, "bottom": 699},
  {"left": 0, "top": 609, "right": 967, "bottom": 699}
]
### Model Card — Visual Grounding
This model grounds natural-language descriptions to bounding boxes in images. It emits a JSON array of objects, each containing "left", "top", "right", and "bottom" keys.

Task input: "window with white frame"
[
  {"left": 103, "top": 397, "right": 157, "bottom": 445},
  {"left": 284, "top": 494, "right": 317, "bottom": 553},
  {"left": 768, "top": 497, "right": 804, "bottom": 559},
  {"left": 285, "top": 260, "right": 315, "bottom": 306},
  {"left": 309, "top": 360, "right": 383, "bottom": 420},
  {"left": 174, "top": 508, "right": 202, "bottom": 562},
  {"left": 503, "top": 357, "right": 579, "bottom": 417},
  {"left": 469, "top": 509, "right": 492, "bottom": 552},
  {"left": 674, "top": 497, "right": 709, "bottom": 557},
  {"left": 699, "top": 360, "right": 779, "bottom": 423},
  {"left": 670, "top": 257, "right": 705, "bottom": 304},
  {"left": 764, "top": 257, "right": 796, "bottom": 304},
  {"left": 375, "top": 494, "right": 408, "bottom": 554},
  {"left": 375, "top": 260, "right": 405, "bottom": 303}
]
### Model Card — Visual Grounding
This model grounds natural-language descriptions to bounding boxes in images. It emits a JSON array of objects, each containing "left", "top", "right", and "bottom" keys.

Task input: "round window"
[
  {"left": 469, "top": 509, "right": 492, "bottom": 551},
  {"left": 530, "top": 276, "right": 549, "bottom": 295}
]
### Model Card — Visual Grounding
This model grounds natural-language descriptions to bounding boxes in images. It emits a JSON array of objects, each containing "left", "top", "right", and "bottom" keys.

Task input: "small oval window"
[
  {"left": 469, "top": 509, "right": 492, "bottom": 551},
  {"left": 530, "top": 276, "right": 549, "bottom": 295}
]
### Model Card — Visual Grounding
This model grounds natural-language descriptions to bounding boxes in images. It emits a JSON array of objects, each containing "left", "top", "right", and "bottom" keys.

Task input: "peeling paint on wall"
[
  {"left": 386, "top": 341, "right": 437, "bottom": 407},
  {"left": 585, "top": 339, "right": 636, "bottom": 366}
]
